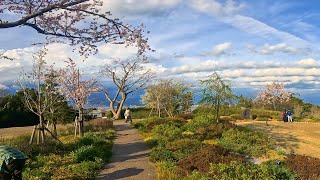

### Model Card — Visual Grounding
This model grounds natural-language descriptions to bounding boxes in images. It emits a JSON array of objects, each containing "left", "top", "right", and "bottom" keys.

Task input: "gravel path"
[{"left": 97, "top": 120, "right": 156, "bottom": 180}]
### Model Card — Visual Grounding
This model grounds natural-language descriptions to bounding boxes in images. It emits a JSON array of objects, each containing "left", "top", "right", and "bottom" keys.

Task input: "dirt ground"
[{"left": 238, "top": 121, "right": 320, "bottom": 159}]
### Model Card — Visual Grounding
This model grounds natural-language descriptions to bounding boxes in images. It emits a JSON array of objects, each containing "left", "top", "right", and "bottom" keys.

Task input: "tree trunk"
[
  {"left": 39, "top": 114, "right": 46, "bottom": 143},
  {"left": 112, "top": 92, "right": 127, "bottom": 120},
  {"left": 78, "top": 107, "right": 84, "bottom": 137},
  {"left": 52, "top": 120, "right": 57, "bottom": 137}
]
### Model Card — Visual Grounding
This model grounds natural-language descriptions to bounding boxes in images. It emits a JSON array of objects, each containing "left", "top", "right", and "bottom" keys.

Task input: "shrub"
[
  {"left": 183, "top": 115, "right": 215, "bottom": 133},
  {"left": 152, "top": 123, "right": 183, "bottom": 145},
  {"left": 176, "top": 145, "right": 244, "bottom": 175},
  {"left": 184, "top": 119, "right": 236, "bottom": 140},
  {"left": 209, "top": 160, "right": 295, "bottom": 180},
  {"left": 285, "top": 154, "right": 320, "bottom": 179},
  {"left": 88, "top": 118, "right": 113, "bottom": 131},
  {"left": 166, "top": 139, "right": 202, "bottom": 160},
  {"left": 230, "top": 114, "right": 243, "bottom": 120},
  {"left": 145, "top": 117, "right": 168, "bottom": 131},
  {"left": 150, "top": 147, "right": 175, "bottom": 162},
  {"left": 72, "top": 145, "right": 100, "bottom": 162},
  {"left": 177, "top": 113, "right": 194, "bottom": 120},
  {"left": 218, "top": 128, "right": 273, "bottom": 157},
  {"left": 255, "top": 117, "right": 269, "bottom": 121},
  {"left": 156, "top": 162, "right": 181, "bottom": 180}
]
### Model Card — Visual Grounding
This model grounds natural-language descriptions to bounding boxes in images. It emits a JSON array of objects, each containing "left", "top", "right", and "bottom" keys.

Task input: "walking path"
[{"left": 97, "top": 120, "right": 156, "bottom": 180}]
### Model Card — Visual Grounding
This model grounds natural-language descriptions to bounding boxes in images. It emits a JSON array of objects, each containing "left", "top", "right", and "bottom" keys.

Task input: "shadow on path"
[
  {"left": 98, "top": 168, "right": 144, "bottom": 180},
  {"left": 98, "top": 121, "right": 155, "bottom": 180}
]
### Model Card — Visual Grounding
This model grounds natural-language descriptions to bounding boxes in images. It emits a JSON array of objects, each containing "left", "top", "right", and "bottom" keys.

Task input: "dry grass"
[
  {"left": 238, "top": 121, "right": 320, "bottom": 159},
  {"left": 0, "top": 124, "right": 74, "bottom": 139}
]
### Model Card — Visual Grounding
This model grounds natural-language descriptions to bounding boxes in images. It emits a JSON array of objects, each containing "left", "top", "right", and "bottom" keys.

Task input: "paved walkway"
[{"left": 97, "top": 120, "right": 156, "bottom": 180}]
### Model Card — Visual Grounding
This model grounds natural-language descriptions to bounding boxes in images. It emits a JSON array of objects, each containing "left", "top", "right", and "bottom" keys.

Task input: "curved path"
[{"left": 97, "top": 120, "right": 156, "bottom": 180}]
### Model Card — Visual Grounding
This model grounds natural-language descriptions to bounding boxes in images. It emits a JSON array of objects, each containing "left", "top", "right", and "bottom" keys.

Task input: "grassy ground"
[
  {"left": 238, "top": 121, "right": 320, "bottom": 159},
  {"left": 0, "top": 124, "right": 74, "bottom": 138}
]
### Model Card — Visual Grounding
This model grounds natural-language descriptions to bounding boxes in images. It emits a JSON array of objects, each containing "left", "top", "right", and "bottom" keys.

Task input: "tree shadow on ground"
[
  {"left": 97, "top": 167, "right": 144, "bottom": 180},
  {"left": 111, "top": 141, "right": 150, "bottom": 162},
  {"left": 245, "top": 122, "right": 300, "bottom": 154}
]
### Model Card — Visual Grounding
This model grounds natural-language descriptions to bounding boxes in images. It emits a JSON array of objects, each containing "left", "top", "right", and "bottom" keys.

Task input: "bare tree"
[
  {"left": 0, "top": 0, "right": 151, "bottom": 57},
  {"left": 101, "top": 57, "right": 154, "bottom": 119},
  {"left": 17, "top": 49, "right": 61, "bottom": 144},
  {"left": 142, "top": 79, "right": 193, "bottom": 118},
  {"left": 44, "top": 67, "right": 65, "bottom": 137},
  {"left": 58, "top": 58, "right": 99, "bottom": 136}
]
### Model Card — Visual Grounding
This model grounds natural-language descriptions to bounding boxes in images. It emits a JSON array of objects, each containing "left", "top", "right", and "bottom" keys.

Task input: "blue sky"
[{"left": 1, "top": 0, "right": 320, "bottom": 104}]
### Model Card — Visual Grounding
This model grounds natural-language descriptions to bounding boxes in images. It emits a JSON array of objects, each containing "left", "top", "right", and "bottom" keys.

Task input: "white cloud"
[
  {"left": 188, "top": 1, "right": 310, "bottom": 47},
  {"left": 222, "top": 15, "right": 309, "bottom": 46},
  {"left": 259, "top": 43, "right": 298, "bottom": 54},
  {"left": 296, "top": 58, "right": 318, "bottom": 67},
  {"left": 189, "top": 0, "right": 245, "bottom": 16},
  {"left": 209, "top": 42, "right": 232, "bottom": 56},
  {"left": 0, "top": 43, "right": 145, "bottom": 85},
  {"left": 102, "top": 0, "right": 181, "bottom": 18}
]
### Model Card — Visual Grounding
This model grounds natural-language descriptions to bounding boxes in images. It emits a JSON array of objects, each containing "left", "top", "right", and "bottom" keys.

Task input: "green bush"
[
  {"left": 150, "top": 147, "right": 175, "bottom": 162},
  {"left": 72, "top": 145, "right": 100, "bottom": 162},
  {"left": 152, "top": 123, "right": 183, "bottom": 145},
  {"left": 251, "top": 109, "right": 280, "bottom": 120},
  {"left": 209, "top": 160, "right": 295, "bottom": 180},
  {"left": 230, "top": 114, "right": 243, "bottom": 120},
  {"left": 183, "top": 115, "right": 215, "bottom": 133},
  {"left": 218, "top": 128, "right": 273, "bottom": 157},
  {"left": 255, "top": 117, "right": 269, "bottom": 121},
  {"left": 166, "top": 139, "right": 202, "bottom": 160}
]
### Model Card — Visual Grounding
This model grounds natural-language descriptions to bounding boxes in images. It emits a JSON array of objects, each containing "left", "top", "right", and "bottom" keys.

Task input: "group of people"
[{"left": 282, "top": 109, "right": 293, "bottom": 122}]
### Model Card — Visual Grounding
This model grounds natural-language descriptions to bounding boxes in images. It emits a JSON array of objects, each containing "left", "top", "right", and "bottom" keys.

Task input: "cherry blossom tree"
[
  {"left": 256, "top": 82, "right": 291, "bottom": 110},
  {"left": 58, "top": 58, "right": 98, "bottom": 136},
  {"left": 101, "top": 56, "right": 154, "bottom": 119},
  {"left": 0, "top": 0, "right": 151, "bottom": 57}
]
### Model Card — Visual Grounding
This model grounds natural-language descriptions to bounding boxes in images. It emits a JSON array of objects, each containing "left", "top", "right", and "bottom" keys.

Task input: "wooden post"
[
  {"left": 74, "top": 116, "right": 78, "bottom": 136},
  {"left": 29, "top": 125, "right": 37, "bottom": 145},
  {"left": 37, "top": 125, "right": 41, "bottom": 144}
]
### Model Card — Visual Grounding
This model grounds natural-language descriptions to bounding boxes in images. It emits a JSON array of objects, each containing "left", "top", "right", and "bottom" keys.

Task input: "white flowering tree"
[
  {"left": 256, "top": 82, "right": 291, "bottom": 110},
  {"left": 58, "top": 59, "right": 99, "bottom": 136}
]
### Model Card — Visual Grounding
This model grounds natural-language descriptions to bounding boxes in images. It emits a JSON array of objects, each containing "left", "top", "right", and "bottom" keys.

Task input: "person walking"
[
  {"left": 287, "top": 109, "right": 293, "bottom": 123},
  {"left": 124, "top": 108, "right": 132, "bottom": 123},
  {"left": 0, "top": 146, "right": 28, "bottom": 180}
]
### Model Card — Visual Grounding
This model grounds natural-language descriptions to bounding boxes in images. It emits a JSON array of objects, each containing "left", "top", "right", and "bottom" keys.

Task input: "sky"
[{"left": 1, "top": 0, "right": 320, "bottom": 105}]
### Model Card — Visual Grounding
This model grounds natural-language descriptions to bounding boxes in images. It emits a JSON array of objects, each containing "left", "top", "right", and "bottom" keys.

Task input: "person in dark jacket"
[
  {"left": 282, "top": 109, "right": 288, "bottom": 122},
  {"left": 0, "top": 146, "right": 28, "bottom": 180}
]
